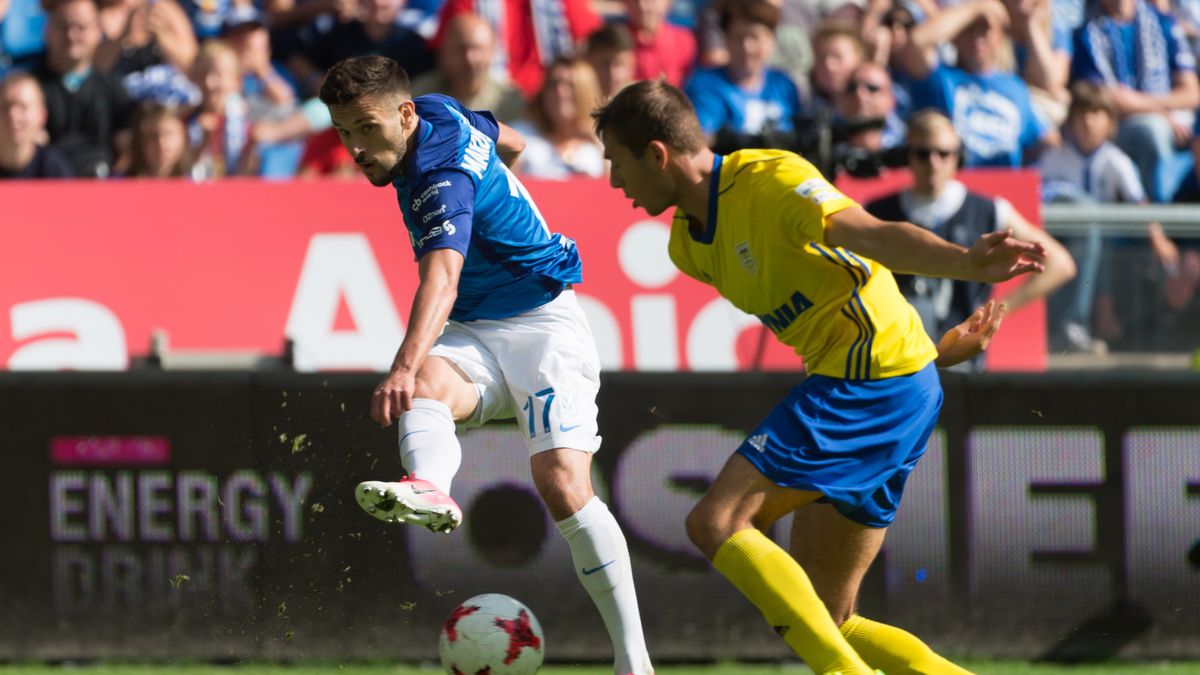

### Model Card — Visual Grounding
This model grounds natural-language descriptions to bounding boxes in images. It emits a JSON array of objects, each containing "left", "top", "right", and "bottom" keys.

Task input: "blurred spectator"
[
  {"left": 583, "top": 22, "right": 635, "bottom": 99},
  {"left": 435, "top": 0, "right": 600, "bottom": 98},
  {"left": 411, "top": 12, "right": 525, "bottom": 123},
  {"left": 35, "top": 0, "right": 133, "bottom": 177},
  {"left": 869, "top": 2, "right": 920, "bottom": 117},
  {"left": 900, "top": 0, "right": 1055, "bottom": 167},
  {"left": 223, "top": 6, "right": 293, "bottom": 111},
  {"left": 1071, "top": 0, "right": 1200, "bottom": 203},
  {"left": 622, "top": 0, "right": 695, "bottom": 85},
  {"left": 0, "top": 70, "right": 72, "bottom": 177},
  {"left": 1, "top": 0, "right": 49, "bottom": 77},
  {"left": 682, "top": 0, "right": 801, "bottom": 141},
  {"left": 126, "top": 100, "right": 192, "bottom": 176},
  {"left": 865, "top": 110, "right": 1075, "bottom": 367},
  {"left": 1038, "top": 82, "right": 1193, "bottom": 350},
  {"left": 188, "top": 38, "right": 255, "bottom": 177},
  {"left": 95, "top": 0, "right": 196, "bottom": 76},
  {"left": 512, "top": 57, "right": 604, "bottom": 179},
  {"left": 291, "top": 0, "right": 434, "bottom": 97},
  {"left": 834, "top": 61, "right": 904, "bottom": 152},
  {"left": 1009, "top": 0, "right": 1070, "bottom": 126},
  {"left": 809, "top": 21, "right": 865, "bottom": 114},
  {"left": 94, "top": 0, "right": 200, "bottom": 108}
]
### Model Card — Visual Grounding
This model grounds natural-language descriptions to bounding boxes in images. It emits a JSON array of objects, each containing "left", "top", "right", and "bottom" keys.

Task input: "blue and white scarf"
[{"left": 1082, "top": 0, "right": 1171, "bottom": 94}]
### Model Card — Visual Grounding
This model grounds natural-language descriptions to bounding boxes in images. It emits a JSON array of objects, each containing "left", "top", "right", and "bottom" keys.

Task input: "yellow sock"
[
  {"left": 840, "top": 614, "right": 974, "bottom": 674},
  {"left": 712, "top": 529, "right": 873, "bottom": 675}
]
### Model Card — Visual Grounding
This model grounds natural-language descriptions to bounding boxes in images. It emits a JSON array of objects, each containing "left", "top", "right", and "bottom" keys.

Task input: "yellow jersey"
[{"left": 668, "top": 149, "right": 938, "bottom": 380}]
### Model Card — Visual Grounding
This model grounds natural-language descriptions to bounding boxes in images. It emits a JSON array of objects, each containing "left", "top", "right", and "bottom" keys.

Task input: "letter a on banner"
[
  {"left": 9, "top": 298, "right": 128, "bottom": 370},
  {"left": 285, "top": 234, "right": 404, "bottom": 371}
]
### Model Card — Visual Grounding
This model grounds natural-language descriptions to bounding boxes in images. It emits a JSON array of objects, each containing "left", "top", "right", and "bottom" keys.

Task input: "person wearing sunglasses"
[
  {"left": 834, "top": 61, "right": 905, "bottom": 152},
  {"left": 865, "top": 109, "right": 1077, "bottom": 368}
]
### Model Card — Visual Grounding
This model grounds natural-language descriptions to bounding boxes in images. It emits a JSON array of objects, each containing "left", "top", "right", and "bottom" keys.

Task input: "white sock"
[
  {"left": 396, "top": 398, "right": 461, "bottom": 494},
  {"left": 556, "top": 497, "right": 654, "bottom": 675}
]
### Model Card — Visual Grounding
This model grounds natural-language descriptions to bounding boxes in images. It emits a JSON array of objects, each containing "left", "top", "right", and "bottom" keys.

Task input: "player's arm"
[
  {"left": 495, "top": 121, "right": 527, "bottom": 167},
  {"left": 372, "top": 170, "right": 475, "bottom": 426},
  {"left": 824, "top": 206, "right": 1047, "bottom": 283},
  {"left": 991, "top": 204, "right": 1075, "bottom": 313},
  {"left": 372, "top": 249, "right": 463, "bottom": 426}
]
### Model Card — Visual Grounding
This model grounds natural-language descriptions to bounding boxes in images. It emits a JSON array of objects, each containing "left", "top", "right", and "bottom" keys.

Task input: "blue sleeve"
[
  {"left": 684, "top": 72, "right": 726, "bottom": 135},
  {"left": 1019, "top": 86, "right": 1049, "bottom": 148},
  {"left": 409, "top": 169, "right": 475, "bottom": 259},
  {"left": 1070, "top": 25, "right": 1104, "bottom": 83},
  {"left": 909, "top": 65, "right": 951, "bottom": 112},
  {"left": 1163, "top": 14, "right": 1197, "bottom": 73}
]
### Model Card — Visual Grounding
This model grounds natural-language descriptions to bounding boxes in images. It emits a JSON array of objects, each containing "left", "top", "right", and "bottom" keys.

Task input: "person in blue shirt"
[
  {"left": 899, "top": 0, "right": 1056, "bottom": 167},
  {"left": 682, "top": 0, "right": 802, "bottom": 142},
  {"left": 1071, "top": 0, "right": 1200, "bottom": 202},
  {"left": 318, "top": 56, "right": 654, "bottom": 675}
]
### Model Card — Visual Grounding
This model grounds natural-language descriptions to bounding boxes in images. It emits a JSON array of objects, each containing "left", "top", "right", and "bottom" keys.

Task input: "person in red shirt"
[
  {"left": 623, "top": 0, "right": 696, "bottom": 86},
  {"left": 435, "top": 0, "right": 601, "bottom": 98}
]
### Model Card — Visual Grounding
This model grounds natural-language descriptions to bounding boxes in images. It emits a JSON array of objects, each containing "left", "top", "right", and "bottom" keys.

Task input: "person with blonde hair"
[
  {"left": 188, "top": 38, "right": 255, "bottom": 178},
  {"left": 513, "top": 57, "right": 605, "bottom": 179}
]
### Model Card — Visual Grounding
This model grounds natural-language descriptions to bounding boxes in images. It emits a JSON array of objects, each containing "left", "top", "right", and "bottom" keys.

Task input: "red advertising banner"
[{"left": 0, "top": 172, "right": 1045, "bottom": 372}]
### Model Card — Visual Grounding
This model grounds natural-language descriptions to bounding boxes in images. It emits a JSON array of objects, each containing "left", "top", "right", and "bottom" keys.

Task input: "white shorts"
[{"left": 428, "top": 290, "right": 602, "bottom": 454}]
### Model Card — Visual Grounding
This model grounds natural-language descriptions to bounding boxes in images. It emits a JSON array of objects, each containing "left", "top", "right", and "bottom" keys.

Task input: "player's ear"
[
  {"left": 647, "top": 140, "right": 669, "bottom": 170},
  {"left": 398, "top": 98, "right": 416, "bottom": 127}
]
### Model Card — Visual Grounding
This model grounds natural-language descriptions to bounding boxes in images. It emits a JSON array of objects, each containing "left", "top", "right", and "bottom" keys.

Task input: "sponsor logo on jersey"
[
  {"left": 757, "top": 290, "right": 814, "bottom": 335},
  {"left": 734, "top": 241, "right": 757, "bottom": 274},
  {"left": 794, "top": 178, "right": 842, "bottom": 205},
  {"left": 747, "top": 434, "right": 768, "bottom": 452},
  {"left": 411, "top": 180, "right": 452, "bottom": 210},
  {"left": 421, "top": 203, "right": 448, "bottom": 223},
  {"left": 415, "top": 220, "right": 458, "bottom": 248}
]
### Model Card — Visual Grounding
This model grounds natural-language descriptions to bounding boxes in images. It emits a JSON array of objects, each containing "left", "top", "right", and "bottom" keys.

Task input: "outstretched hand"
[
  {"left": 935, "top": 300, "right": 1007, "bottom": 368},
  {"left": 967, "top": 229, "right": 1046, "bottom": 282}
]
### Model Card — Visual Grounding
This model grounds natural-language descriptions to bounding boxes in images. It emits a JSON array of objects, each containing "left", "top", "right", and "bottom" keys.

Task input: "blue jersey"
[
  {"left": 911, "top": 65, "right": 1046, "bottom": 168},
  {"left": 683, "top": 66, "right": 803, "bottom": 136},
  {"left": 392, "top": 94, "right": 583, "bottom": 321}
]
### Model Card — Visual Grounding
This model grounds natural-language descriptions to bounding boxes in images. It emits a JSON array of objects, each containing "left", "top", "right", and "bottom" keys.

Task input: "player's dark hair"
[
  {"left": 591, "top": 79, "right": 707, "bottom": 158},
  {"left": 585, "top": 22, "right": 634, "bottom": 54},
  {"left": 318, "top": 56, "right": 412, "bottom": 107},
  {"left": 718, "top": 0, "right": 782, "bottom": 32}
]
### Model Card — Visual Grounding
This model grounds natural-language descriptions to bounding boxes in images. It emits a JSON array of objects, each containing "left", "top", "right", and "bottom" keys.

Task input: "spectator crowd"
[{"left": 1, "top": 0, "right": 1198, "bottom": 351}]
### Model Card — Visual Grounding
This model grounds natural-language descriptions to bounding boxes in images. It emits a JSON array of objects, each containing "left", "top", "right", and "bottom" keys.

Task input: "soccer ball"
[{"left": 438, "top": 593, "right": 545, "bottom": 675}]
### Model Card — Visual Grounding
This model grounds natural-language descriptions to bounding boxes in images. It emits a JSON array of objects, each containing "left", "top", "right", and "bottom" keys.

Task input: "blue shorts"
[{"left": 735, "top": 361, "right": 943, "bottom": 528}]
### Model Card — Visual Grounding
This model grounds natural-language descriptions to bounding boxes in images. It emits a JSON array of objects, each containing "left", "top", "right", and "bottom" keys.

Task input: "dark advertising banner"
[{"left": 0, "top": 372, "right": 1197, "bottom": 661}]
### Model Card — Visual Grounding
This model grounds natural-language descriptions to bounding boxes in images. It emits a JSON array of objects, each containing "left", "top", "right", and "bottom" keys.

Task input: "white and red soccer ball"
[{"left": 438, "top": 593, "right": 545, "bottom": 675}]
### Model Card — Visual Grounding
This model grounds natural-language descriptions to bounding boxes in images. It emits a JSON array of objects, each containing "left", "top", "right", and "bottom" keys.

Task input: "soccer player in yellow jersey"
[{"left": 593, "top": 80, "right": 1047, "bottom": 675}]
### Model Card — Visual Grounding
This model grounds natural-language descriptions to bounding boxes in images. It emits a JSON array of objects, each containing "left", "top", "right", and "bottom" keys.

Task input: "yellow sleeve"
[{"left": 775, "top": 164, "right": 859, "bottom": 243}]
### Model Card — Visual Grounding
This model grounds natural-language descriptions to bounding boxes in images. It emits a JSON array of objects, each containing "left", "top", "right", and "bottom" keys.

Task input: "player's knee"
[
  {"left": 531, "top": 453, "right": 593, "bottom": 520},
  {"left": 685, "top": 503, "right": 726, "bottom": 559}
]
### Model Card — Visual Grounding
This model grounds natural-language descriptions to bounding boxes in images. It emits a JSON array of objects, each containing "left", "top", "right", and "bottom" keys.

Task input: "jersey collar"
[{"left": 689, "top": 153, "right": 724, "bottom": 244}]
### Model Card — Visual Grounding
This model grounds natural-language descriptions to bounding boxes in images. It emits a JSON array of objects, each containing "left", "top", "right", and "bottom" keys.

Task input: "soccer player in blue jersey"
[
  {"left": 319, "top": 56, "right": 654, "bottom": 675},
  {"left": 593, "top": 80, "right": 1044, "bottom": 675}
]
